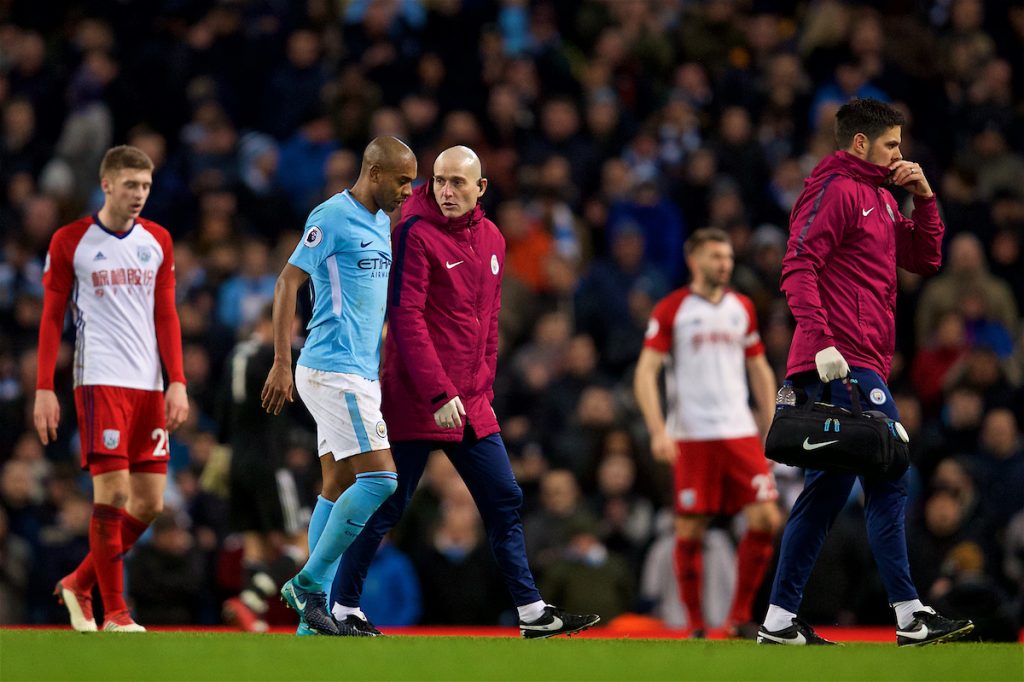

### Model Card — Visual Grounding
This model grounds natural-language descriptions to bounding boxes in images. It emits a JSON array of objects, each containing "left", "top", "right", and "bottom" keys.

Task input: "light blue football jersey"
[{"left": 288, "top": 190, "right": 392, "bottom": 380}]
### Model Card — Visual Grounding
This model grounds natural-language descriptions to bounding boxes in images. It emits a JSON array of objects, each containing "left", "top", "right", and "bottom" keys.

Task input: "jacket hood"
[
  {"left": 810, "top": 150, "right": 891, "bottom": 188},
  {"left": 402, "top": 183, "right": 486, "bottom": 231}
]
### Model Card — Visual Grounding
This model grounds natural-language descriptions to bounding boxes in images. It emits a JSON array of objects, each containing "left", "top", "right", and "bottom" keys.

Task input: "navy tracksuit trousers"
[
  {"left": 768, "top": 367, "right": 919, "bottom": 613},
  {"left": 331, "top": 431, "right": 542, "bottom": 609}
]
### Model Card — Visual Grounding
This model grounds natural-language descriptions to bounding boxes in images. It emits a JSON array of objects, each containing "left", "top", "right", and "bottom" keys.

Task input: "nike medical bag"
[{"left": 765, "top": 381, "right": 910, "bottom": 479}]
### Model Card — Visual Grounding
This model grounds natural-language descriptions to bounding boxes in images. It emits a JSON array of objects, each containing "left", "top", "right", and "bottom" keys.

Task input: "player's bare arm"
[
  {"left": 634, "top": 347, "right": 675, "bottom": 463},
  {"left": 745, "top": 354, "right": 777, "bottom": 440},
  {"left": 33, "top": 389, "right": 61, "bottom": 445},
  {"left": 165, "top": 382, "right": 189, "bottom": 431},
  {"left": 262, "top": 263, "right": 309, "bottom": 415}
]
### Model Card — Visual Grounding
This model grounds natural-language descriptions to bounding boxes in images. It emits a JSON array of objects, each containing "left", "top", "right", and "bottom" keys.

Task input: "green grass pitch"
[{"left": 1, "top": 631, "right": 1021, "bottom": 682}]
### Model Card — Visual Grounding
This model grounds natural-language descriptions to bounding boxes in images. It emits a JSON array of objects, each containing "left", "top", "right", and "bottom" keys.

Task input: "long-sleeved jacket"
[
  {"left": 381, "top": 184, "right": 504, "bottom": 441},
  {"left": 781, "top": 150, "right": 944, "bottom": 378}
]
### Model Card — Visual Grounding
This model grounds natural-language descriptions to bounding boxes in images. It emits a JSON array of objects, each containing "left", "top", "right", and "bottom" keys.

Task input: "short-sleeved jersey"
[
  {"left": 43, "top": 215, "right": 175, "bottom": 391},
  {"left": 644, "top": 288, "right": 765, "bottom": 441},
  {"left": 288, "top": 190, "right": 392, "bottom": 380}
]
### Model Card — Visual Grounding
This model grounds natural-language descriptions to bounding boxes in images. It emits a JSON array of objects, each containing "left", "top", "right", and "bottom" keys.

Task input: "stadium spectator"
[
  {"left": 411, "top": 480, "right": 505, "bottom": 626},
  {"left": 969, "top": 409, "right": 1024, "bottom": 536},
  {"left": 576, "top": 222, "right": 669, "bottom": 375},
  {"left": 540, "top": 515, "right": 635, "bottom": 626},
  {"left": 916, "top": 233, "right": 1019, "bottom": 345},
  {"left": 908, "top": 485, "right": 985, "bottom": 599},
  {"left": 128, "top": 513, "right": 205, "bottom": 625},
  {"left": 588, "top": 439, "right": 656, "bottom": 570},
  {"left": 0, "top": 507, "right": 31, "bottom": 624},
  {"left": 911, "top": 312, "right": 970, "bottom": 414},
  {"left": 216, "top": 238, "right": 276, "bottom": 331},
  {"left": 358, "top": 536, "right": 422, "bottom": 628},
  {"left": 524, "top": 468, "right": 599, "bottom": 576}
]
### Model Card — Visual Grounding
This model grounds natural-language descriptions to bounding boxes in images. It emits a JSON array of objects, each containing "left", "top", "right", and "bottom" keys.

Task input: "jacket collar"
[{"left": 830, "top": 150, "right": 892, "bottom": 188}]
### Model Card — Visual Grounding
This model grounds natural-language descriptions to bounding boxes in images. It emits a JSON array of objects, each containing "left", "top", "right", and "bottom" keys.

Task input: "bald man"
[
  {"left": 262, "top": 136, "right": 416, "bottom": 636},
  {"left": 330, "top": 146, "right": 600, "bottom": 638}
]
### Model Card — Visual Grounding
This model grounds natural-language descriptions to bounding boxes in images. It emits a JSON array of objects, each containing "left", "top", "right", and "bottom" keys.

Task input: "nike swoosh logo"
[
  {"left": 360, "top": 240, "right": 372, "bottom": 248},
  {"left": 295, "top": 594, "right": 306, "bottom": 610},
  {"left": 802, "top": 437, "right": 839, "bottom": 451},
  {"left": 897, "top": 624, "right": 929, "bottom": 640},
  {"left": 522, "top": 615, "right": 564, "bottom": 631},
  {"left": 759, "top": 630, "right": 806, "bottom": 645},
  {"left": 345, "top": 519, "right": 365, "bottom": 528},
  {"left": 446, "top": 260, "right": 464, "bottom": 269},
  {"left": 862, "top": 208, "right": 875, "bottom": 216}
]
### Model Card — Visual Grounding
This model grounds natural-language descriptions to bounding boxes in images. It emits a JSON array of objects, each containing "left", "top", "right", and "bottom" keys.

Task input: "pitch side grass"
[{"left": 0, "top": 631, "right": 1021, "bottom": 682}]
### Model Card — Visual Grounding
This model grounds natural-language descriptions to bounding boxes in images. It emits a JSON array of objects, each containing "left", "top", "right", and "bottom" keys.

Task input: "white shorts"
[{"left": 294, "top": 365, "right": 390, "bottom": 460}]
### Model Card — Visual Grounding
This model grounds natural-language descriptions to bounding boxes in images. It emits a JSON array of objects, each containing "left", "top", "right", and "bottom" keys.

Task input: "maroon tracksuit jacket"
[
  {"left": 781, "top": 150, "right": 944, "bottom": 379},
  {"left": 382, "top": 184, "right": 504, "bottom": 442}
]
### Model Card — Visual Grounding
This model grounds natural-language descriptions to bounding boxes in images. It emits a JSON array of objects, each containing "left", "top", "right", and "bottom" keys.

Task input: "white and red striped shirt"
[
  {"left": 38, "top": 215, "right": 184, "bottom": 391},
  {"left": 644, "top": 288, "right": 764, "bottom": 441}
]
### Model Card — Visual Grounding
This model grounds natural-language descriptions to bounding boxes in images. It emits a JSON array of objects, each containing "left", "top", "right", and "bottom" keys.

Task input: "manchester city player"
[{"left": 261, "top": 136, "right": 416, "bottom": 636}]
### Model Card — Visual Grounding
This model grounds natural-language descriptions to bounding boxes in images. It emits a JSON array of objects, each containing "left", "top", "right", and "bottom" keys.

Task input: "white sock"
[
  {"left": 763, "top": 604, "right": 798, "bottom": 632},
  {"left": 331, "top": 603, "right": 367, "bottom": 621},
  {"left": 893, "top": 600, "right": 930, "bottom": 629},
  {"left": 517, "top": 600, "right": 548, "bottom": 623}
]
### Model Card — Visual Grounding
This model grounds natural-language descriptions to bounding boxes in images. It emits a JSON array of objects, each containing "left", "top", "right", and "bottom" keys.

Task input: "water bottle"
[{"left": 776, "top": 381, "right": 797, "bottom": 410}]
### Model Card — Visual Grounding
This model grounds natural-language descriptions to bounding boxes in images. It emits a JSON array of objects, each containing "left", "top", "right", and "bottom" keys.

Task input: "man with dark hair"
[
  {"left": 757, "top": 99, "right": 973, "bottom": 646},
  {"left": 833, "top": 98, "right": 906, "bottom": 150},
  {"left": 635, "top": 227, "right": 780, "bottom": 639},
  {"left": 262, "top": 136, "right": 416, "bottom": 636}
]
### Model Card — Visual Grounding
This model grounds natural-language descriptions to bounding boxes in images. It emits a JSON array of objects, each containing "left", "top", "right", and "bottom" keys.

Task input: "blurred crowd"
[{"left": 1, "top": 0, "right": 1023, "bottom": 637}]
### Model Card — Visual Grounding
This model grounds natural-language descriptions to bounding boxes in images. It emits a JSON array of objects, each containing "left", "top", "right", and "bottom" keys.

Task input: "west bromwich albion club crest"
[
  {"left": 138, "top": 246, "right": 151, "bottom": 262},
  {"left": 103, "top": 429, "right": 120, "bottom": 450}
]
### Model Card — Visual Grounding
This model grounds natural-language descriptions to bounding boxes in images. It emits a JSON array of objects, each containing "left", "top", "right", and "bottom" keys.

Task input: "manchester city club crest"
[
  {"left": 137, "top": 246, "right": 151, "bottom": 262},
  {"left": 869, "top": 388, "right": 887, "bottom": 405},
  {"left": 103, "top": 429, "right": 120, "bottom": 450},
  {"left": 375, "top": 420, "right": 388, "bottom": 439}
]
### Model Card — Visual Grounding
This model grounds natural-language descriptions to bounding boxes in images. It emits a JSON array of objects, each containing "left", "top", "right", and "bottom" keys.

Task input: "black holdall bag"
[{"left": 765, "top": 380, "right": 910, "bottom": 479}]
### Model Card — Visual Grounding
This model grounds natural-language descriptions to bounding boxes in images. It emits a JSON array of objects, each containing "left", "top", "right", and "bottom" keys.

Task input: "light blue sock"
[
  {"left": 297, "top": 472, "right": 398, "bottom": 591},
  {"left": 308, "top": 495, "right": 334, "bottom": 552},
  {"left": 305, "top": 495, "right": 341, "bottom": 590}
]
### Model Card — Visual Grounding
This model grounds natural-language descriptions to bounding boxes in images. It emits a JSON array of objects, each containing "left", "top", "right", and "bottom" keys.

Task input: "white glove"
[
  {"left": 433, "top": 396, "right": 466, "bottom": 429},
  {"left": 814, "top": 346, "right": 850, "bottom": 383}
]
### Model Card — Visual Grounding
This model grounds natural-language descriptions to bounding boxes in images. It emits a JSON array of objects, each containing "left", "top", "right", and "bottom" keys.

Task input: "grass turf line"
[{"left": 1, "top": 632, "right": 1021, "bottom": 682}]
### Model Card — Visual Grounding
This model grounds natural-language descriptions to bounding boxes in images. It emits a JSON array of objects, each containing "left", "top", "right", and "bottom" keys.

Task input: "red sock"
[
  {"left": 674, "top": 537, "right": 705, "bottom": 630},
  {"left": 728, "top": 530, "right": 775, "bottom": 625},
  {"left": 72, "top": 513, "right": 150, "bottom": 591},
  {"left": 89, "top": 504, "right": 127, "bottom": 614}
]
